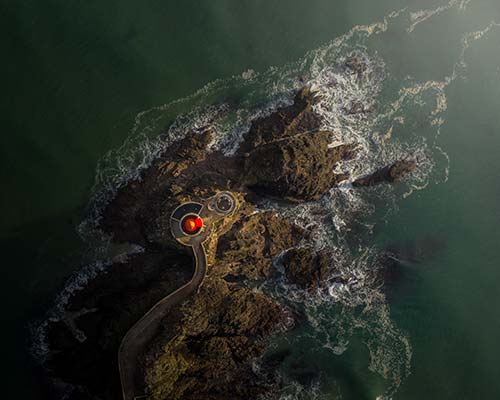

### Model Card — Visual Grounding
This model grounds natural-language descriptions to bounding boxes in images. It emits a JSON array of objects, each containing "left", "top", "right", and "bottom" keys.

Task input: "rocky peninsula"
[{"left": 38, "top": 82, "right": 416, "bottom": 400}]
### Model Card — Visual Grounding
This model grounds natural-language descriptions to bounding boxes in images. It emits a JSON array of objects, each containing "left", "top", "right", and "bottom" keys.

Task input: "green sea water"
[{"left": 2, "top": 0, "right": 500, "bottom": 399}]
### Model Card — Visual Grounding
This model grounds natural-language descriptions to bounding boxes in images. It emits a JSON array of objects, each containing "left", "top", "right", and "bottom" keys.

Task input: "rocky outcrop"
[
  {"left": 215, "top": 212, "right": 306, "bottom": 280},
  {"left": 238, "top": 86, "right": 322, "bottom": 152},
  {"left": 144, "top": 279, "right": 288, "bottom": 400},
  {"left": 38, "top": 86, "right": 419, "bottom": 400},
  {"left": 243, "top": 131, "right": 358, "bottom": 200},
  {"left": 282, "top": 247, "right": 331, "bottom": 291},
  {"left": 353, "top": 159, "right": 417, "bottom": 187},
  {"left": 100, "top": 128, "right": 218, "bottom": 246},
  {"left": 43, "top": 248, "right": 194, "bottom": 399}
]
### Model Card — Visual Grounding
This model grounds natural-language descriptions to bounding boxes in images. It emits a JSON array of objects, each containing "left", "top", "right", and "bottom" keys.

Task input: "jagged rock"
[
  {"left": 100, "top": 129, "right": 215, "bottom": 245},
  {"left": 38, "top": 85, "right": 420, "bottom": 400},
  {"left": 215, "top": 212, "right": 306, "bottom": 280},
  {"left": 243, "top": 131, "right": 358, "bottom": 200},
  {"left": 239, "top": 86, "right": 322, "bottom": 152},
  {"left": 239, "top": 87, "right": 359, "bottom": 200},
  {"left": 43, "top": 249, "right": 193, "bottom": 398},
  {"left": 144, "top": 279, "right": 288, "bottom": 400},
  {"left": 353, "top": 159, "right": 417, "bottom": 187},
  {"left": 282, "top": 247, "right": 332, "bottom": 290},
  {"left": 99, "top": 87, "right": 357, "bottom": 246}
]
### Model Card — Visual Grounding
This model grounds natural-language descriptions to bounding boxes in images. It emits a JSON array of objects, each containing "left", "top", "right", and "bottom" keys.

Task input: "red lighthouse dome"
[{"left": 181, "top": 215, "right": 203, "bottom": 234}]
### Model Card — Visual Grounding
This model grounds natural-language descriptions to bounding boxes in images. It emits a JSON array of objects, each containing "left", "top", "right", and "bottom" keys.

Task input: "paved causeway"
[{"left": 118, "top": 192, "right": 236, "bottom": 400}]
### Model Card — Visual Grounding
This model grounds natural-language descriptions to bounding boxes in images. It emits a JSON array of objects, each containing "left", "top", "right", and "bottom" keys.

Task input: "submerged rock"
[
  {"left": 344, "top": 54, "right": 368, "bottom": 76},
  {"left": 384, "top": 235, "right": 447, "bottom": 264}
]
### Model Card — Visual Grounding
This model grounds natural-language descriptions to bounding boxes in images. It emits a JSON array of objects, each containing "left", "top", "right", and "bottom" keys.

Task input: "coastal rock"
[
  {"left": 353, "top": 159, "right": 417, "bottom": 187},
  {"left": 144, "top": 279, "right": 288, "bottom": 400},
  {"left": 43, "top": 248, "right": 193, "bottom": 398},
  {"left": 99, "top": 86, "right": 357, "bottom": 247},
  {"left": 37, "top": 85, "right": 421, "bottom": 400},
  {"left": 243, "top": 131, "right": 358, "bottom": 201},
  {"left": 215, "top": 212, "right": 306, "bottom": 280},
  {"left": 100, "top": 129, "right": 215, "bottom": 245},
  {"left": 239, "top": 86, "right": 322, "bottom": 152},
  {"left": 282, "top": 247, "right": 332, "bottom": 291}
]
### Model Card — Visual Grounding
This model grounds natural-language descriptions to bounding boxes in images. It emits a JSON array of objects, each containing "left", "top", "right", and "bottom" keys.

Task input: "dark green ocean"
[{"left": 2, "top": 0, "right": 500, "bottom": 399}]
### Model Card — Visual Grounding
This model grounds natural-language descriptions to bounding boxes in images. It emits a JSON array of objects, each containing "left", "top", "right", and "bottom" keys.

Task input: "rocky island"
[{"left": 37, "top": 80, "right": 416, "bottom": 400}]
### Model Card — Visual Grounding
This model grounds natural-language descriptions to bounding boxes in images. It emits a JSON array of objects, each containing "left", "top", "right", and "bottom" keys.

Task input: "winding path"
[
  {"left": 118, "top": 193, "right": 236, "bottom": 400},
  {"left": 118, "top": 237, "right": 207, "bottom": 400}
]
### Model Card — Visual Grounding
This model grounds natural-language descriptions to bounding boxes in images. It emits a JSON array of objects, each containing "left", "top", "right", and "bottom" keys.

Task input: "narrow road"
[
  {"left": 118, "top": 235, "right": 207, "bottom": 400},
  {"left": 118, "top": 192, "right": 236, "bottom": 400}
]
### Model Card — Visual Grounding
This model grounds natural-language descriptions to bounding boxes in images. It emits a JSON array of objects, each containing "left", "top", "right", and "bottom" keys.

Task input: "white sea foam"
[
  {"left": 253, "top": 4, "right": 498, "bottom": 399},
  {"left": 407, "top": 0, "right": 471, "bottom": 33}
]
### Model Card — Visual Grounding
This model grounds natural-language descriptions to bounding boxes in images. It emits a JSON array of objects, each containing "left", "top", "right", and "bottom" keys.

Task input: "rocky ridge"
[{"left": 38, "top": 81, "right": 417, "bottom": 400}]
